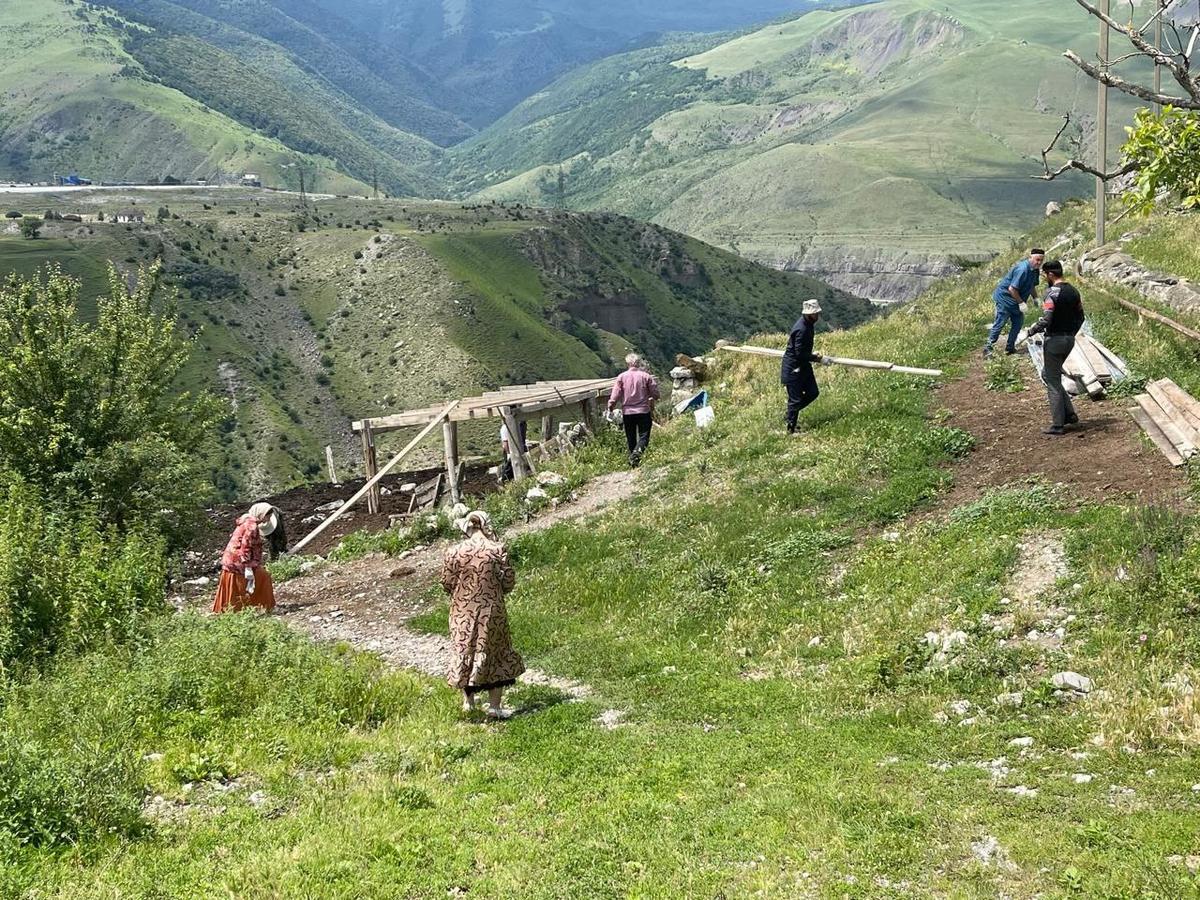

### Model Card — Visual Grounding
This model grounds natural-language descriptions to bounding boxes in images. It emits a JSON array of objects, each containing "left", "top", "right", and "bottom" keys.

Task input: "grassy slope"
[
  {"left": 0, "top": 1, "right": 367, "bottom": 193},
  {"left": 9, "top": 207, "right": 1200, "bottom": 897},
  {"left": 454, "top": 0, "right": 1144, "bottom": 265},
  {"left": 0, "top": 189, "right": 871, "bottom": 496}
]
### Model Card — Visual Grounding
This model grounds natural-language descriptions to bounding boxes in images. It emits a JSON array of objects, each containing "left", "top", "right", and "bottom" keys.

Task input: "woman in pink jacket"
[{"left": 607, "top": 353, "right": 660, "bottom": 468}]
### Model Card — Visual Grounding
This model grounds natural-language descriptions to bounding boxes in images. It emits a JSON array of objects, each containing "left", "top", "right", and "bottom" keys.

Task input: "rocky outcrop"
[
  {"left": 1080, "top": 243, "right": 1200, "bottom": 313},
  {"left": 759, "top": 245, "right": 990, "bottom": 304}
]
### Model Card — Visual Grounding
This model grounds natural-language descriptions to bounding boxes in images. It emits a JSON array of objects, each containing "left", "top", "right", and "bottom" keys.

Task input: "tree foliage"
[
  {"left": 17, "top": 218, "right": 39, "bottom": 240},
  {"left": 0, "top": 264, "right": 226, "bottom": 541},
  {"left": 1122, "top": 106, "right": 1200, "bottom": 215}
]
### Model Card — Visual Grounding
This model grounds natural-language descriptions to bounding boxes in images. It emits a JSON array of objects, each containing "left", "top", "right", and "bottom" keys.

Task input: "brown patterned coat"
[{"left": 440, "top": 534, "right": 524, "bottom": 694}]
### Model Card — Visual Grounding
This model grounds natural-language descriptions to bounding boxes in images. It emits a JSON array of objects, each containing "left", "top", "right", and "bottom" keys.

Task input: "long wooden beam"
[
  {"left": 1117, "top": 297, "right": 1200, "bottom": 343},
  {"left": 719, "top": 345, "right": 943, "bottom": 377},
  {"left": 353, "top": 382, "right": 615, "bottom": 432},
  {"left": 290, "top": 401, "right": 459, "bottom": 555}
]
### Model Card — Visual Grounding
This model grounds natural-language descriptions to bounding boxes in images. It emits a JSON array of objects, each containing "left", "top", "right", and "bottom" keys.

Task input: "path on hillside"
[
  {"left": 930, "top": 356, "right": 1190, "bottom": 514},
  {"left": 272, "top": 471, "right": 640, "bottom": 708}
]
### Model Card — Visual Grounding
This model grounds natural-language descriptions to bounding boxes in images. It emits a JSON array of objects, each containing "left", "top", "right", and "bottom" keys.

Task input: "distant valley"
[{"left": 0, "top": 187, "right": 872, "bottom": 494}]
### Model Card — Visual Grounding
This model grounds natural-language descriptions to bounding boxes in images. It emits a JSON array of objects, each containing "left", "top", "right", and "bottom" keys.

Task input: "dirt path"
[
  {"left": 929, "top": 356, "right": 1190, "bottom": 515},
  {"left": 273, "top": 471, "right": 640, "bottom": 704}
]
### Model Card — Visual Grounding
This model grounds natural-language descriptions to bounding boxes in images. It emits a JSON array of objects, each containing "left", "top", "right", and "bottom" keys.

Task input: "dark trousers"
[
  {"left": 623, "top": 413, "right": 653, "bottom": 460},
  {"left": 1041, "top": 334, "right": 1077, "bottom": 427},
  {"left": 784, "top": 366, "right": 820, "bottom": 430}
]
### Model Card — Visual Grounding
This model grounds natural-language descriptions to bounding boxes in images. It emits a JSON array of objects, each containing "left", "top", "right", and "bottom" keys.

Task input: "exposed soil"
[
  {"left": 930, "top": 357, "right": 1192, "bottom": 515},
  {"left": 185, "top": 464, "right": 497, "bottom": 574},
  {"left": 220, "top": 471, "right": 641, "bottom": 705}
]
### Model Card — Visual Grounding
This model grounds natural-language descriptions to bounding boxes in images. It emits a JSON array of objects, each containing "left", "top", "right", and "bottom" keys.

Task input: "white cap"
[{"left": 803, "top": 299, "right": 822, "bottom": 315}]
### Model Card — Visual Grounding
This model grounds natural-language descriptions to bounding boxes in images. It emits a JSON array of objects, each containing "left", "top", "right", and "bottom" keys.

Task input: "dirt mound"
[
  {"left": 186, "top": 464, "right": 497, "bottom": 574},
  {"left": 931, "top": 358, "right": 1190, "bottom": 514}
]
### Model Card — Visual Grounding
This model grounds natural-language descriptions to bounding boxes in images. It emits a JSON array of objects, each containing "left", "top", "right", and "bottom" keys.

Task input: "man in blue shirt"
[{"left": 985, "top": 248, "right": 1045, "bottom": 357}]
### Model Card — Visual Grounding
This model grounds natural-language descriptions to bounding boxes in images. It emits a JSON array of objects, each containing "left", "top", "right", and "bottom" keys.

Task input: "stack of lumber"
[
  {"left": 1061, "top": 334, "right": 1128, "bottom": 399},
  {"left": 1128, "top": 378, "right": 1200, "bottom": 467},
  {"left": 1026, "top": 331, "right": 1128, "bottom": 400}
]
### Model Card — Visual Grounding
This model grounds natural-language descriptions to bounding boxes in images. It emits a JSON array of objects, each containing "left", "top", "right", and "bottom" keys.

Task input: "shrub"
[
  {"left": 17, "top": 219, "right": 39, "bottom": 239},
  {"left": 0, "top": 265, "right": 225, "bottom": 541},
  {"left": 3, "top": 211, "right": 19, "bottom": 219},
  {"left": 1124, "top": 107, "right": 1200, "bottom": 214}
]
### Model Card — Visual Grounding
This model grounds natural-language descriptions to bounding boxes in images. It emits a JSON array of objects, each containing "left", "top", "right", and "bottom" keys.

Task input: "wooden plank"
[
  {"left": 1146, "top": 381, "right": 1200, "bottom": 449},
  {"left": 407, "top": 473, "right": 443, "bottom": 514},
  {"left": 325, "top": 445, "right": 338, "bottom": 484},
  {"left": 1130, "top": 406, "right": 1186, "bottom": 466},
  {"left": 290, "top": 401, "right": 460, "bottom": 555},
  {"left": 1135, "top": 394, "right": 1194, "bottom": 456},
  {"left": 1117, "top": 297, "right": 1200, "bottom": 343},
  {"left": 1153, "top": 379, "right": 1200, "bottom": 434},
  {"left": 442, "top": 420, "right": 461, "bottom": 504},
  {"left": 360, "top": 421, "right": 380, "bottom": 515},
  {"left": 499, "top": 406, "right": 531, "bottom": 481},
  {"left": 1076, "top": 336, "right": 1112, "bottom": 380},
  {"left": 1090, "top": 339, "right": 1128, "bottom": 378},
  {"left": 720, "top": 345, "right": 942, "bottom": 377},
  {"left": 1066, "top": 345, "right": 1105, "bottom": 398}
]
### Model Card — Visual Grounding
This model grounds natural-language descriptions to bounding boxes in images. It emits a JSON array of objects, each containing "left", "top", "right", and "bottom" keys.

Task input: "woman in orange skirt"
[{"left": 212, "top": 502, "right": 279, "bottom": 613}]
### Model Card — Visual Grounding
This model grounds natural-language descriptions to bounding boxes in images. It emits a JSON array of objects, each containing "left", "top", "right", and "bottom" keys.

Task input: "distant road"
[{"left": 0, "top": 184, "right": 338, "bottom": 199}]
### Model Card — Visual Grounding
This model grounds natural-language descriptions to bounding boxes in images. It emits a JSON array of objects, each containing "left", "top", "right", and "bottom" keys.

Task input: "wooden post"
[
  {"left": 325, "top": 445, "right": 339, "bottom": 485},
  {"left": 540, "top": 415, "right": 552, "bottom": 443},
  {"left": 290, "top": 402, "right": 459, "bottom": 555},
  {"left": 500, "top": 406, "right": 531, "bottom": 481},
  {"left": 360, "top": 420, "right": 380, "bottom": 514},
  {"left": 1095, "top": 0, "right": 1110, "bottom": 246},
  {"left": 582, "top": 396, "right": 600, "bottom": 431},
  {"left": 442, "top": 420, "right": 461, "bottom": 504}
]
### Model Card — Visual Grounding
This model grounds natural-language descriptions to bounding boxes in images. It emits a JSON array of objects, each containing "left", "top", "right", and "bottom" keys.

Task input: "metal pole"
[
  {"left": 1096, "top": 0, "right": 1110, "bottom": 246},
  {"left": 1154, "top": 0, "right": 1164, "bottom": 115}
]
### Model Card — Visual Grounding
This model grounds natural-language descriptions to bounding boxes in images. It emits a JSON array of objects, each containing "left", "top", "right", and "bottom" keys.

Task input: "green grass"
[{"left": 7, "top": 208, "right": 1200, "bottom": 896}]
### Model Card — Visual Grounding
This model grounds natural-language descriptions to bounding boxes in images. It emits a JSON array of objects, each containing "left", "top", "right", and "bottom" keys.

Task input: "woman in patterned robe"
[
  {"left": 212, "top": 502, "right": 278, "bottom": 613},
  {"left": 441, "top": 510, "right": 524, "bottom": 718}
]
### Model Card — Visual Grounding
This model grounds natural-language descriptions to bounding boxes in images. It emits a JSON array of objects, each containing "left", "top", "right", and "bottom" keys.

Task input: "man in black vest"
[
  {"left": 781, "top": 298, "right": 831, "bottom": 434},
  {"left": 1027, "top": 260, "right": 1085, "bottom": 435}
]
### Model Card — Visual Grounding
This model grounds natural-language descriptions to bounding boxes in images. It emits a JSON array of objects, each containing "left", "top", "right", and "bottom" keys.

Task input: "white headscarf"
[
  {"left": 248, "top": 502, "right": 278, "bottom": 537},
  {"left": 457, "top": 509, "right": 494, "bottom": 539}
]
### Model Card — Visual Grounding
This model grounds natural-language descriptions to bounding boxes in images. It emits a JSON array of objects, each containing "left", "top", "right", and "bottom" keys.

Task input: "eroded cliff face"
[{"left": 758, "top": 246, "right": 994, "bottom": 304}]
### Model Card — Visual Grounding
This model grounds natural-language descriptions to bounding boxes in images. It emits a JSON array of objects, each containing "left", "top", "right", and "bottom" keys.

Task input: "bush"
[
  {"left": 17, "top": 219, "right": 39, "bottom": 240},
  {"left": 0, "top": 265, "right": 225, "bottom": 541},
  {"left": 1124, "top": 107, "right": 1200, "bottom": 214},
  {"left": 0, "top": 479, "right": 165, "bottom": 672},
  {"left": 3, "top": 211, "right": 19, "bottom": 219}
]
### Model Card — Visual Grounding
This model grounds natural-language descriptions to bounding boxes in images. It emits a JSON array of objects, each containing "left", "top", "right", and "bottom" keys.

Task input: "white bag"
[{"left": 694, "top": 406, "right": 715, "bottom": 429}]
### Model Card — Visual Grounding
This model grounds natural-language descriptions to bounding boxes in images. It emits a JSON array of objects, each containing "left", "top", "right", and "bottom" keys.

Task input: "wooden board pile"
[
  {"left": 1062, "top": 333, "right": 1128, "bottom": 399},
  {"left": 1027, "top": 332, "right": 1127, "bottom": 400},
  {"left": 1128, "top": 378, "right": 1200, "bottom": 467}
]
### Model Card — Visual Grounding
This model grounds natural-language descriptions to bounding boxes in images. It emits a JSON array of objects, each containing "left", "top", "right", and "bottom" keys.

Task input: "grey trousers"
[{"left": 1041, "top": 334, "right": 1077, "bottom": 427}]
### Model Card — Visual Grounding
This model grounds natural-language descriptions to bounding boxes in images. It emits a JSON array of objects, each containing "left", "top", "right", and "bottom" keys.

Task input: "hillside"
[
  {"left": 8, "top": 203, "right": 1200, "bottom": 896},
  {"left": 0, "top": 187, "right": 872, "bottom": 497},
  {"left": 452, "top": 0, "right": 1144, "bottom": 301}
]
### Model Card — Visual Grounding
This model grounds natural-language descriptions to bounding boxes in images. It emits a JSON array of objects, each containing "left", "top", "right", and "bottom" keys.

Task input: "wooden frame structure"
[{"left": 351, "top": 378, "right": 615, "bottom": 510}]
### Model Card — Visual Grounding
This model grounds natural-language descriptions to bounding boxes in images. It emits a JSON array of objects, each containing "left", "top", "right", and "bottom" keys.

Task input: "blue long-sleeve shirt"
[{"left": 993, "top": 259, "right": 1040, "bottom": 304}]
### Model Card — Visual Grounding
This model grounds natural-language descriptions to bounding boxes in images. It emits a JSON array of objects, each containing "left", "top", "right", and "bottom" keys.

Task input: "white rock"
[
  {"left": 971, "top": 835, "right": 1005, "bottom": 865},
  {"left": 1052, "top": 671, "right": 1093, "bottom": 693},
  {"left": 1008, "top": 737, "right": 1035, "bottom": 748},
  {"left": 248, "top": 790, "right": 268, "bottom": 808},
  {"left": 943, "top": 630, "right": 969, "bottom": 650},
  {"left": 595, "top": 709, "right": 625, "bottom": 730},
  {"left": 994, "top": 691, "right": 1024, "bottom": 708},
  {"left": 536, "top": 471, "right": 566, "bottom": 486},
  {"left": 807, "top": 636, "right": 822, "bottom": 648},
  {"left": 882, "top": 531, "right": 900, "bottom": 542},
  {"left": 1191, "top": 784, "right": 1200, "bottom": 792},
  {"left": 314, "top": 500, "right": 341, "bottom": 513},
  {"left": 949, "top": 699, "right": 971, "bottom": 717},
  {"left": 924, "top": 631, "right": 942, "bottom": 648},
  {"left": 1004, "top": 785, "right": 1038, "bottom": 798},
  {"left": 1072, "top": 773, "right": 1093, "bottom": 784},
  {"left": 184, "top": 576, "right": 211, "bottom": 587},
  {"left": 399, "top": 482, "right": 417, "bottom": 493},
  {"left": 1026, "top": 629, "right": 1041, "bottom": 641},
  {"left": 525, "top": 487, "right": 549, "bottom": 502}
]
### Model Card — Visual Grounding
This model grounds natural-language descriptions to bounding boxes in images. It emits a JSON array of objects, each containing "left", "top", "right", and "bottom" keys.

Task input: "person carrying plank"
[
  {"left": 1027, "top": 260, "right": 1085, "bottom": 436},
  {"left": 607, "top": 353, "right": 660, "bottom": 467},
  {"left": 781, "top": 299, "right": 832, "bottom": 434},
  {"left": 986, "top": 248, "right": 1045, "bottom": 358}
]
